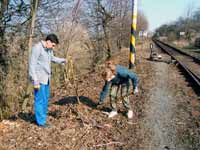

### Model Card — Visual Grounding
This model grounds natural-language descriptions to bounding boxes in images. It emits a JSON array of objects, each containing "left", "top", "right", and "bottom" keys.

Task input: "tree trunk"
[
  {"left": 103, "top": 25, "right": 111, "bottom": 59},
  {"left": 28, "top": 0, "right": 39, "bottom": 54},
  {"left": 22, "top": 0, "right": 39, "bottom": 112},
  {"left": 0, "top": 0, "right": 9, "bottom": 73}
]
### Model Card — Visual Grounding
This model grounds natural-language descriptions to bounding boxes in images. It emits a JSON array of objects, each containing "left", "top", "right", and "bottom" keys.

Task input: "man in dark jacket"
[{"left": 98, "top": 61, "right": 138, "bottom": 118}]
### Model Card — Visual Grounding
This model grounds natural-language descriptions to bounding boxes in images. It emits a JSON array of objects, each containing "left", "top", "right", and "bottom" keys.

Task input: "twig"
[
  {"left": 74, "top": 81, "right": 80, "bottom": 104},
  {"left": 69, "top": 104, "right": 85, "bottom": 127}
]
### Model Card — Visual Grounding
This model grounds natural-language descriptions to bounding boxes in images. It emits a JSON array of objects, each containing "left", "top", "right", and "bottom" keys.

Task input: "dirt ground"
[{"left": 0, "top": 40, "right": 199, "bottom": 150}]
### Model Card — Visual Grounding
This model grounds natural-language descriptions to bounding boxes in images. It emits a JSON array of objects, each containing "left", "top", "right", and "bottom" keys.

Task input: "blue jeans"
[{"left": 34, "top": 83, "right": 50, "bottom": 126}]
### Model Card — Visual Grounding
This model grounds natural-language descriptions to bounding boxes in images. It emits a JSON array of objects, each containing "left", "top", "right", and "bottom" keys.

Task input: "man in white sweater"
[{"left": 29, "top": 34, "right": 66, "bottom": 127}]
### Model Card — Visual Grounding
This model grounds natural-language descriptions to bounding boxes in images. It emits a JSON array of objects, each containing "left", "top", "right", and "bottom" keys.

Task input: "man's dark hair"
[{"left": 45, "top": 34, "right": 59, "bottom": 44}]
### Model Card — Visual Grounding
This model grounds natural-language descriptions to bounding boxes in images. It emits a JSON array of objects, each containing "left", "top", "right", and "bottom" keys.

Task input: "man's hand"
[
  {"left": 61, "top": 59, "right": 67, "bottom": 65},
  {"left": 33, "top": 80, "right": 40, "bottom": 90}
]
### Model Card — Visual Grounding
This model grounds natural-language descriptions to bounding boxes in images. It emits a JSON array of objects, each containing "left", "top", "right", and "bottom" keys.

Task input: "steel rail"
[
  {"left": 153, "top": 39, "right": 200, "bottom": 62},
  {"left": 153, "top": 39, "right": 200, "bottom": 89}
]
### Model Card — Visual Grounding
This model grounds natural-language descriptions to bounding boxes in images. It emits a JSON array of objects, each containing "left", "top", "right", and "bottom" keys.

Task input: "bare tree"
[
  {"left": 184, "top": 2, "right": 195, "bottom": 41},
  {"left": 0, "top": 0, "right": 31, "bottom": 118},
  {"left": 0, "top": 0, "right": 9, "bottom": 73},
  {"left": 22, "top": 0, "right": 39, "bottom": 112},
  {"left": 137, "top": 10, "right": 148, "bottom": 31},
  {"left": 28, "top": 0, "right": 39, "bottom": 54}
]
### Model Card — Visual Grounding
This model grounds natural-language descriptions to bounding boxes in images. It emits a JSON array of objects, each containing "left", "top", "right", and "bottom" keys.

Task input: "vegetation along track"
[{"left": 153, "top": 39, "right": 200, "bottom": 93}]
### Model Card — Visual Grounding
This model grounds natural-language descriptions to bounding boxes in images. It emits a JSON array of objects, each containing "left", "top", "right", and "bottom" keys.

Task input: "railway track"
[{"left": 153, "top": 39, "right": 200, "bottom": 92}]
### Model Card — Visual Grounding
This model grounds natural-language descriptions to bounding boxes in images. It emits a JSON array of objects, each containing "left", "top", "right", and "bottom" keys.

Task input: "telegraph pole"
[{"left": 129, "top": 0, "right": 138, "bottom": 69}]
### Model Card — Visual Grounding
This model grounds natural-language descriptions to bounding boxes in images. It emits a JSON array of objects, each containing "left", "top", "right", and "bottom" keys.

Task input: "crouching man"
[{"left": 98, "top": 61, "right": 139, "bottom": 119}]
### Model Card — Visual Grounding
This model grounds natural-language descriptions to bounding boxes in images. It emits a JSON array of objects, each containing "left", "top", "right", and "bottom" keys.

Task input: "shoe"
[
  {"left": 96, "top": 102, "right": 103, "bottom": 108},
  {"left": 127, "top": 110, "right": 133, "bottom": 119},
  {"left": 133, "top": 87, "right": 139, "bottom": 94},
  {"left": 97, "top": 101, "right": 103, "bottom": 105},
  {"left": 108, "top": 111, "right": 118, "bottom": 118}
]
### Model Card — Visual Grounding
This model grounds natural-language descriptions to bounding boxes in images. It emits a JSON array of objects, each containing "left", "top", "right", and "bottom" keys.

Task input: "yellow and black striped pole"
[{"left": 129, "top": 0, "right": 138, "bottom": 69}]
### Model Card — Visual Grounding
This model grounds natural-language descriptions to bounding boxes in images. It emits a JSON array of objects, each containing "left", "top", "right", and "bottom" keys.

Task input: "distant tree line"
[{"left": 154, "top": 8, "right": 200, "bottom": 42}]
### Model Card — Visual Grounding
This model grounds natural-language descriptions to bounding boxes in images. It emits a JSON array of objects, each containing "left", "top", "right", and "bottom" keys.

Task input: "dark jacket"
[{"left": 99, "top": 65, "right": 138, "bottom": 102}]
